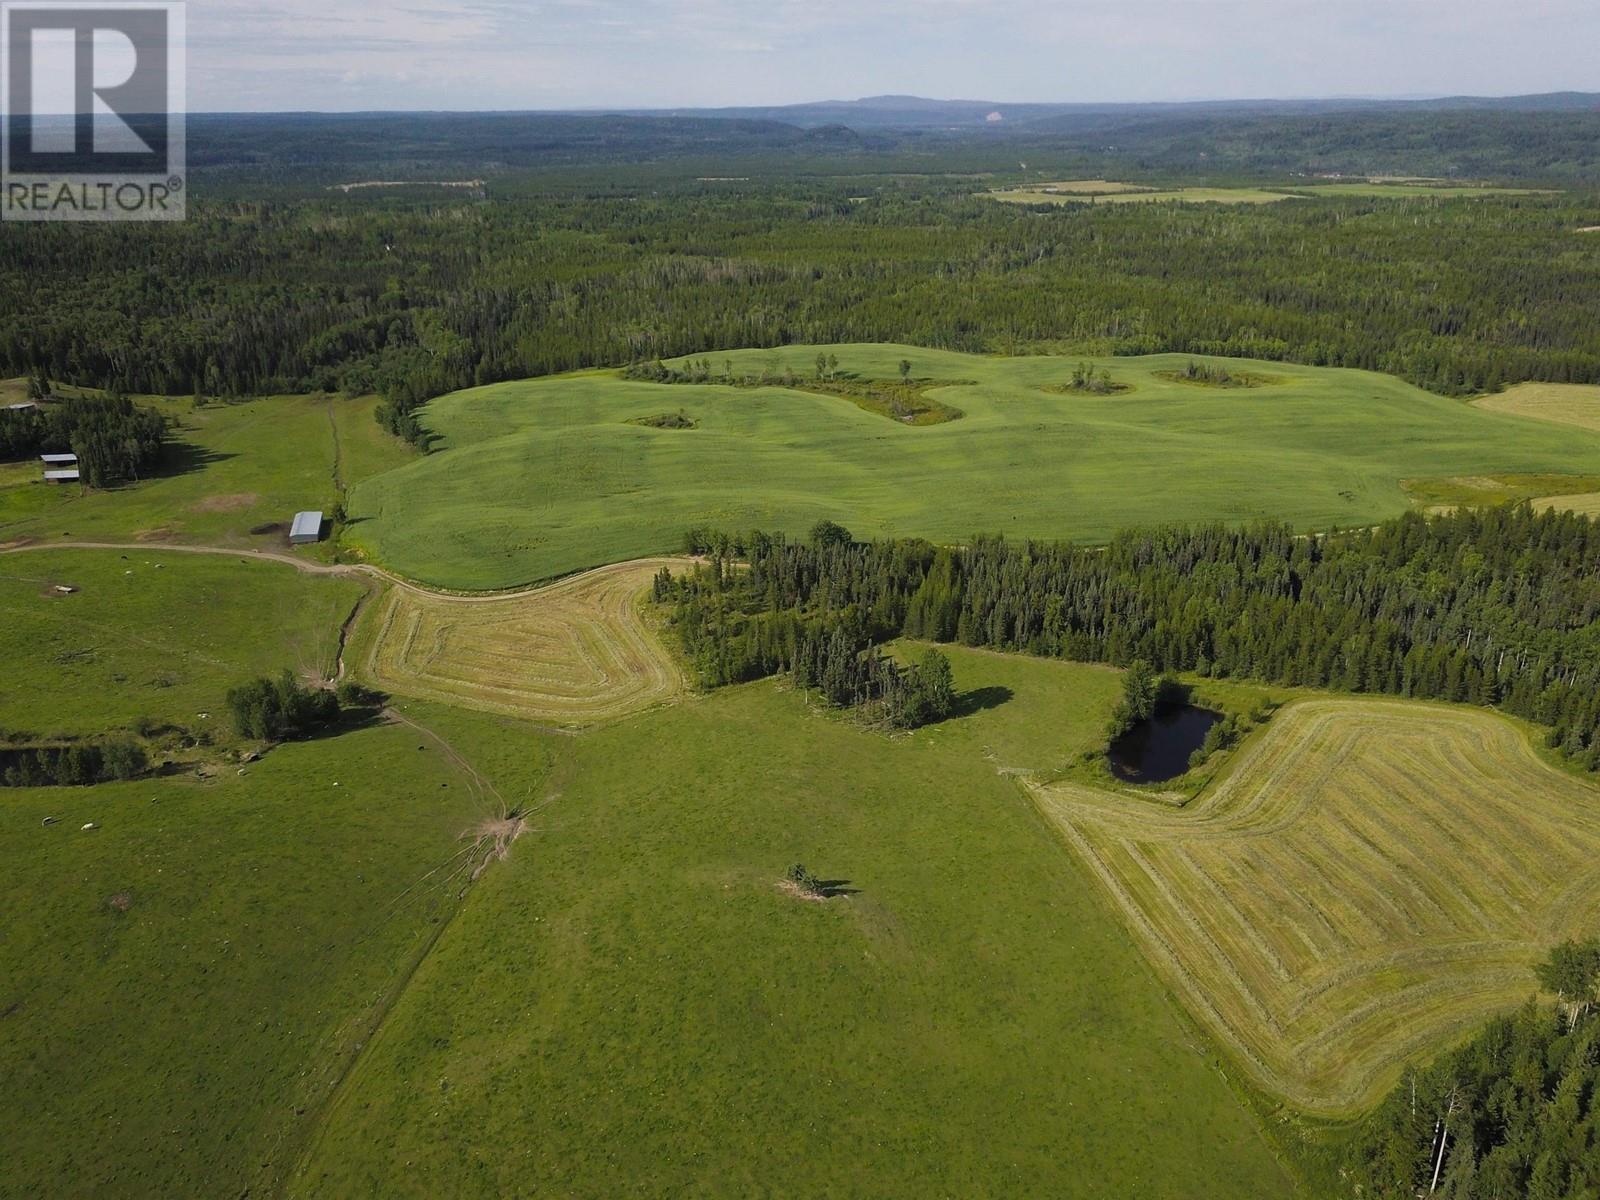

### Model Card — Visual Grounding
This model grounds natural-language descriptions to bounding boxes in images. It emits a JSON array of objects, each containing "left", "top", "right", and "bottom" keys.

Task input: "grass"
[
  {"left": 0, "top": 548, "right": 365, "bottom": 737},
  {"left": 1030, "top": 697, "right": 1600, "bottom": 1114},
  {"left": 1473, "top": 382, "right": 1600, "bottom": 434},
  {"left": 288, "top": 653, "right": 1300, "bottom": 1198},
  {"left": 0, "top": 725, "right": 494, "bottom": 1199},
  {"left": 346, "top": 345, "right": 1600, "bottom": 589},
  {"left": 1402, "top": 472, "right": 1600, "bottom": 510},
  {"left": 0, "top": 540, "right": 518, "bottom": 1198},
  {"left": 1537, "top": 491, "right": 1600, "bottom": 517},
  {"left": 356, "top": 558, "right": 689, "bottom": 727},
  {"left": 0, "top": 392, "right": 411, "bottom": 554}
]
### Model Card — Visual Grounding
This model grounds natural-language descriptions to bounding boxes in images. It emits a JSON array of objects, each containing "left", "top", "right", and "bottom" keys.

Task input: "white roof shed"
[{"left": 289, "top": 511, "right": 324, "bottom": 544}]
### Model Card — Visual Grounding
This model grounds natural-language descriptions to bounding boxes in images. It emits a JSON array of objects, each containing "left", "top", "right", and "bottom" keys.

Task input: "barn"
[{"left": 289, "top": 511, "right": 324, "bottom": 545}]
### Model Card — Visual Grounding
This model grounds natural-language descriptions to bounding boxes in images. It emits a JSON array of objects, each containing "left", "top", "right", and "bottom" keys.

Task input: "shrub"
[{"left": 227, "top": 670, "right": 340, "bottom": 742}]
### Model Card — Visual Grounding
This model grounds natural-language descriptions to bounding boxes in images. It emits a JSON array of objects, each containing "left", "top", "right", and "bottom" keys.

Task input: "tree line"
[{"left": 661, "top": 505, "right": 1600, "bottom": 768}]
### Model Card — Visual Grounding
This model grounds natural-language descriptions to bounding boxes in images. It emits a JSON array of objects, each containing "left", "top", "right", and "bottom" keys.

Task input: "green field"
[
  {"left": 0, "top": 548, "right": 364, "bottom": 737},
  {"left": 347, "top": 345, "right": 1600, "bottom": 588},
  {"left": 0, "top": 549, "right": 519, "bottom": 1198},
  {"left": 0, "top": 392, "right": 410, "bottom": 553},
  {"left": 288, "top": 653, "right": 1300, "bottom": 1198}
]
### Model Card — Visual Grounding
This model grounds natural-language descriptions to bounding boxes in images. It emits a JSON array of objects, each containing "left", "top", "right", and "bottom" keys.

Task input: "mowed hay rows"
[
  {"left": 1031, "top": 699, "right": 1600, "bottom": 1114},
  {"left": 365, "top": 559, "right": 688, "bottom": 727}
]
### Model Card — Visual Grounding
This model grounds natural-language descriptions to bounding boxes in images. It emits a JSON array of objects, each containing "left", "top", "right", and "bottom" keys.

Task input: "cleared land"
[
  {"left": 0, "top": 545, "right": 531, "bottom": 1199},
  {"left": 1537, "top": 491, "right": 1600, "bottom": 517},
  {"left": 0, "top": 392, "right": 411, "bottom": 553},
  {"left": 360, "top": 558, "right": 688, "bottom": 727},
  {"left": 989, "top": 181, "right": 1548, "bottom": 205},
  {"left": 0, "top": 548, "right": 364, "bottom": 736},
  {"left": 1473, "top": 382, "right": 1600, "bottom": 434},
  {"left": 1031, "top": 698, "right": 1600, "bottom": 1114},
  {"left": 992, "top": 184, "right": 1296, "bottom": 205},
  {"left": 289, "top": 653, "right": 1297, "bottom": 1199},
  {"left": 347, "top": 345, "right": 1600, "bottom": 589}
]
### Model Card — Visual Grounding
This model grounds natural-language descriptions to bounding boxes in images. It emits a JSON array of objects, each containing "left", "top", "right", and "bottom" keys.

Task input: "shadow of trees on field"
[{"left": 948, "top": 685, "right": 1013, "bottom": 720}]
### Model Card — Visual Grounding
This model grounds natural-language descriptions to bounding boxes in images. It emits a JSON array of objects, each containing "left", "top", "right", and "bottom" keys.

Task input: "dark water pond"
[{"left": 1108, "top": 706, "right": 1222, "bottom": 784}]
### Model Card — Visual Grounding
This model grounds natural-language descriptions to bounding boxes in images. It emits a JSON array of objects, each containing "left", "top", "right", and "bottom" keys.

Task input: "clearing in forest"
[
  {"left": 362, "top": 558, "right": 688, "bottom": 727},
  {"left": 1031, "top": 698, "right": 1600, "bottom": 1114}
]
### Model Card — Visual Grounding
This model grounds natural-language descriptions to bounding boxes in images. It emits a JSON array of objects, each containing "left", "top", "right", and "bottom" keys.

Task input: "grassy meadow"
[
  {"left": 0, "top": 546, "right": 517, "bottom": 1198},
  {"left": 347, "top": 345, "right": 1600, "bottom": 589},
  {"left": 290, "top": 652, "right": 1301, "bottom": 1199},
  {"left": 0, "top": 548, "right": 364, "bottom": 737},
  {"left": 0, "top": 392, "right": 411, "bottom": 552}
]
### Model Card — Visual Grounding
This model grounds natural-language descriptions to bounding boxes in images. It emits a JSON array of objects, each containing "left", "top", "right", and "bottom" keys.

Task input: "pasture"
[
  {"left": 346, "top": 345, "right": 1600, "bottom": 589},
  {"left": 0, "top": 392, "right": 410, "bottom": 551},
  {"left": 358, "top": 558, "right": 689, "bottom": 727},
  {"left": 288, "top": 655, "right": 1299, "bottom": 1199},
  {"left": 1031, "top": 698, "right": 1600, "bottom": 1114},
  {"left": 0, "top": 540, "right": 519, "bottom": 1198},
  {"left": 0, "top": 548, "right": 364, "bottom": 737}
]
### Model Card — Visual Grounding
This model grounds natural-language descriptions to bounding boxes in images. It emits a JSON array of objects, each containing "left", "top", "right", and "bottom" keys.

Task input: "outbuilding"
[{"left": 289, "top": 511, "right": 324, "bottom": 545}]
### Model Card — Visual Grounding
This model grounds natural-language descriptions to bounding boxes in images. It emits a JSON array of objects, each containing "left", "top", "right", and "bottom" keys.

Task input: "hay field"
[
  {"left": 362, "top": 558, "right": 688, "bottom": 726},
  {"left": 346, "top": 346, "right": 1600, "bottom": 589},
  {"left": 1473, "top": 382, "right": 1600, "bottom": 434},
  {"left": 1537, "top": 491, "right": 1600, "bottom": 517},
  {"left": 1031, "top": 698, "right": 1600, "bottom": 1114}
]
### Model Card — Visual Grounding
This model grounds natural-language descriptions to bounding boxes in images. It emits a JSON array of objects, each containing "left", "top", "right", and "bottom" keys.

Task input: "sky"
[{"left": 187, "top": 0, "right": 1600, "bottom": 112}]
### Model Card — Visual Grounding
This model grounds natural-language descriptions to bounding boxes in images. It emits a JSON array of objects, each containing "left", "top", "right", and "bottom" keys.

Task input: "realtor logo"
[{"left": 1, "top": 1, "right": 185, "bottom": 220}]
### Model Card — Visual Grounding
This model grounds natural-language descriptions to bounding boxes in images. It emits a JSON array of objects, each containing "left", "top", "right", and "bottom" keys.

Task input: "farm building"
[
  {"left": 40, "top": 453, "right": 78, "bottom": 483},
  {"left": 289, "top": 511, "right": 324, "bottom": 545},
  {"left": 5, "top": 401, "right": 38, "bottom": 411}
]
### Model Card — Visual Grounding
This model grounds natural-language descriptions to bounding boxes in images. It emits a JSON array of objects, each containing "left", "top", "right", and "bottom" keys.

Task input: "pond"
[{"left": 1108, "top": 705, "right": 1222, "bottom": 784}]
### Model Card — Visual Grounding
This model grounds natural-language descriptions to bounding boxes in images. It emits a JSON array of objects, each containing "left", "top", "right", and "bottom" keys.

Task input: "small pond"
[{"left": 1108, "top": 705, "right": 1223, "bottom": 784}]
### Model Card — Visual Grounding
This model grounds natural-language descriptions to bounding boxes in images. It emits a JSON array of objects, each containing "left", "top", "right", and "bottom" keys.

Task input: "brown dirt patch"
[
  {"left": 249, "top": 521, "right": 286, "bottom": 536},
  {"left": 778, "top": 879, "right": 833, "bottom": 903}
]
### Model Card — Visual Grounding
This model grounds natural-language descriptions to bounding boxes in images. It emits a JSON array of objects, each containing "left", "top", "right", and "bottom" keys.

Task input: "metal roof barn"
[
  {"left": 39, "top": 453, "right": 77, "bottom": 464},
  {"left": 289, "top": 511, "right": 323, "bottom": 544},
  {"left": 43, "top": 469, "right": 80, "bottom": 482}
]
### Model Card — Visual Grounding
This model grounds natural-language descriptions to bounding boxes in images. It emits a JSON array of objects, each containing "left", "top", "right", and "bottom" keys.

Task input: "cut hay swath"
[
  {"left": 1030, "top": 698, "right": 1600, "bottom": 1114},
  {"left": 364, "top": 558, "right": 688, "bottom": 727}
]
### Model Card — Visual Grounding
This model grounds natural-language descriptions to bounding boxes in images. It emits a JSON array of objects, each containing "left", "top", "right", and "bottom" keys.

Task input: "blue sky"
[{"left": 189, "top": 0, "right": 1600, "bottom": 112}]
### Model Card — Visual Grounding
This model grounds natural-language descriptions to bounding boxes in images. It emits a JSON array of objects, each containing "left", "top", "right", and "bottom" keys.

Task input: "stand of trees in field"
[
  {"left": 1346, "top": 940, "right": 1600, "bottom": 1198},
  {"left": 655, "top": 523, "right": 954, "bottom": 729},
  {"left": 0, "top": 392, "right": 166, "bottom": 486},
  {"left": 4, "top": 185, "right": 1600, "bottom": 439},
  {"left": 0, "top": 737, "right": 147, "bottom": 787},
  {"left": 663, "top": 505, "right": 1600, "bottom": 768}
]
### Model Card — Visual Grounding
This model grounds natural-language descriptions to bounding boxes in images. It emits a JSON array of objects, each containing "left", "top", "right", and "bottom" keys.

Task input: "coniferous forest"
[
  {"left": 4, "top": 184, "right": 1600, "bottom": 433},
  {"left": 661, "top": 505, "right": 1600, "bottom": 769}
]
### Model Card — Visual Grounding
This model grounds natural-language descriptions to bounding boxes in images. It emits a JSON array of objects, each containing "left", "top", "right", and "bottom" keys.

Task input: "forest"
[
  {"left": 1346, "top": 941, "right": 1600, "bottom": 1198},
  {"left": 3, "top": 177, "right": 1600, "bottom": 430},
  {"left": 661, "top": 506, "right": 1600, "bottom": 769}
]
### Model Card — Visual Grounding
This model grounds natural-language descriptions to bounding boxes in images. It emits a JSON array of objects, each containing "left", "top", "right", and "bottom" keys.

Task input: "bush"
[{"left": 227, "top": 670, "right": 340, "bottom": 742}]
